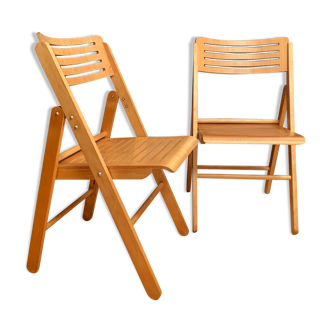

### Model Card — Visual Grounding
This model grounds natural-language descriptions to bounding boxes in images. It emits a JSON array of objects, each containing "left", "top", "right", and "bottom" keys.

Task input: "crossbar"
[
  {"left": 198, "top": 118, "right": 279, "bottom": 124},
  {"left": 197, "top": 174, "right": 291, "bottom": 180},
  {"left": 46, "top": 188, "right": 94, "bottom": 230},
  {"left": 131, "top": 183, "right": 164, "bottom": 225},
  {"left": 198, "top": 165, "right": 270, "bottom": 170}
]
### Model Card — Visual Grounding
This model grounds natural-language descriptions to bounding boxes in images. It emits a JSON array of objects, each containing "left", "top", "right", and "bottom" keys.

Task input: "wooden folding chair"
[
  {"left": 187, "top": 37, "right": 305, "bottom": 234},
  {"left": 27, "top": 33, "right": 197, "bottom": 300}
]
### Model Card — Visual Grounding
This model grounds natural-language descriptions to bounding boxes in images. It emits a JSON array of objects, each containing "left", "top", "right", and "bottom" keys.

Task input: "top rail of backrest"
[
  {"left": 37, "top": 33, "right": 114, "bottom": 86},
  {"left": 196, "top": 37, "right": 289, "bottom": 74}
]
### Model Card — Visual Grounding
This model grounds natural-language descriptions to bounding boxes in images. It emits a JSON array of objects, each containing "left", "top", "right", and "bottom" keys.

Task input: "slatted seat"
[
  {"left": 57, "top": 136, "right": 197, "bottom": 179},
  {"left": 27, "top": 33, "right": 198, "bottom": 300},
  {"left": 197, "top": 123, "right": 305, "bottom": 145}
]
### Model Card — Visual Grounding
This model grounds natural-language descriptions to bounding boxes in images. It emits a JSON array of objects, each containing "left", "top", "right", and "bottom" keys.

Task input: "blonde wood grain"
[
  {"left": 198, "top": 119, "right": 279, "bottom": 124},
  {"left": 58, "top": 136, "right": 196, "bottom": 172},
  {"left": 29, "top": 33, "right": 197, "bottom": 299},
  {"left": 278, "top": 85, "right": 288, "bottom": 127},
  {"left": 192, "top": 43, "right": 199, "bottom": 233},
  {"left": 287, "top": 44, "right": 299, "bottom": 234},
  {"left": 131, "top": 183, "right": 164, "bottom": 225},
  {"left": 289, "top": 145, "right": 298, "bottom": 234},
  {"left": 47, "top": 188, "right": 94, "bottom": 230},
  {"left": 153, "top": 169, "right": 189, "bottom": 236},
  {"left": 83, "top": 180, "right": 99, "bottom": 221},
  {"left": 101, "top": 91, "right": 119, "bottom": 137},
  {"left": 196, "top": 37, "right": 288, "bottom": 74},
  {"left": 190, "top": 36, "right": 304, "bottom": 234},
  {"left": 27, "top": 107, "right": 65, "bottom": 273},
  {"left": 197, "top": 124, "right": 305, "bottom": 145},
  {"left": 265, "top": 145, "right": 280, "bottom": 193},
  {"left": 103, "top": 43, "right": 147, "bottom": 137},
  {"left": 37, "top": 33, "right": 114, "bottom": 86},
  {"left": 197, "top": 174, "right": 291, "bottom": 180},
  {"left": 186, "top": 102, "right": 193, "bottom": 193},
  {"left": 58, "top": 131, "right": 107, "bottom": 162},
  {"left": 56, "top": 167, "right": 152, "bottom": 180},
  {"left": 37, "top": 33, "right": 97, "bottom": 46},
  {"left": 35, "top": 41, "right": 162, "bottom": 300},
  {"left": 198, "top": 165, "right": 270, "bottom": 170},
  {"left": 82, "top": 90, "right": 119, "bottom": 221}
]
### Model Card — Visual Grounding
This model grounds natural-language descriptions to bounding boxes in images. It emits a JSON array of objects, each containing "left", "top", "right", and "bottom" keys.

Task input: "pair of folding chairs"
[{"left": 28, "top": 33, "right": 304, "bottom": 300}]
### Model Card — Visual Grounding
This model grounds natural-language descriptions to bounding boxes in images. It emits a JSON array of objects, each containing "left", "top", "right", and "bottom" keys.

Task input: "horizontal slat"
[
  {"left": 201, "top": 65, "right": 285, "bottom": 74},
  {"left": 198, "top": 119, "right": 279, "bottom": 124},
  {"left": 204, "top": 59, "right": 280, "bottom": 68},
  {"left": 198, "top": 165, "right": 270, "bottom": 170},
  {"left": 62, "top": 61, "right": 105, "bottom": 76},
  {"left": 58, "top": 53, "right": 102, "bottom": 66},
  {"left": 37, "top": 33, "right": 102, "bottom": 46},
  {"left": 204, "top": 52, "right": 280, "bottom": 60},
  {"left": 203, "top": 45, "right": 280, "bottom": 54},
  {"left": 196, "top": 37, "right": 288, "bottom": 47},
  {"left": 52, "top": 44, "right": 98, "bottom": 56},
  {"left": 197, "top": 174, "right": 291, "bottom": 180},
  {"left": 66, "top": 69, "right": 110, "bottom": 86}
]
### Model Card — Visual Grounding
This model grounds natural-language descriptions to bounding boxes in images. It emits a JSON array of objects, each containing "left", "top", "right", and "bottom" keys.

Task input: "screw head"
[
  {"left": 74, "top": 125, "right": 78, "bottom": 130},
  {"left": 111, "top": 95, "right": 114, "bottom": 98},
  {"left": 97, "top": 172, "right": 102, "bottom": 177},
  {"left": 122, "top": 98, "right": 125, "bottom": 101},
  {"left": 70, "top": 116, "right": 74, "bottom": 120},
  {"left": 125, "top": 105, "right": 128, "bottom": 108},
  {"left": 55, "top": 112, "right": 59, "bottom": 116}
]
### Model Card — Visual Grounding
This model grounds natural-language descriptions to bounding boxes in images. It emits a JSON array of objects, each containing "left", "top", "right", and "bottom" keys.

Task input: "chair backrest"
[
  {"left": 196, "top": 37, "right": 289, "bottom": 74},
  {"left": 37, "top": 33, "right": 114, "bottom": 86},
  {"left": 35, "top": 33, "right": 147, "bottom": 137},
  {"left": 191, "top": 36, "right": 295, "bottom": 136}
]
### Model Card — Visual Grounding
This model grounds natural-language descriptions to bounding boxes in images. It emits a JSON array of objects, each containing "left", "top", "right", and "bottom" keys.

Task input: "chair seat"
[
  {"left": 58, "top": 136, "right": 197, "bottom": 173},
  {"left": 197, "top": 123, "right": 305, "bottom": 145}
]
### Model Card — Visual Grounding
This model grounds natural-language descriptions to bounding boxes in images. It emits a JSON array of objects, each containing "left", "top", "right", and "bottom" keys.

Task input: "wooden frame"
[
  {"left": 186, "top": 37, "right": 305, "bottom": 234},
  {"left": 27, "top": 33, "right": 197, "bottom": 300}
]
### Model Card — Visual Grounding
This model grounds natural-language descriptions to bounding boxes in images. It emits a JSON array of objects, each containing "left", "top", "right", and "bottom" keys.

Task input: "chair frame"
[
  {"left": 27, "top": 33, "right": 195, "bottom": 300},
  {"left": 186, "top": 37, "right": 304, "bottom": 235}
]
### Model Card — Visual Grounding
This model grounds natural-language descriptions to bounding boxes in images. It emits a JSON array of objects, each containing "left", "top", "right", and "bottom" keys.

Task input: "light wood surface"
[
  {"left": 58, "top": 136, "right": 196, "bottom": 172},
  {"left": 27, "top": 107, "right": 65, "bottom": 273},
  {"left": 28, "top": 33, "right": 197, "bottom": 300},
  {"left": 37, "top": 33, "right": 114, "bottom": 86},
  {"left": 186, "top": 36, "right": 304, "bottom": 234},
  {"left": 196, "top": 37, "right": 288, "bottom": 74},
  {"left": 197, "top": 123, "right": 305, "bottom": 145}
]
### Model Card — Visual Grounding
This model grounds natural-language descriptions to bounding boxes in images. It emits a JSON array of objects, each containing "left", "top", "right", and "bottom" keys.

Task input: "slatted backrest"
[
  {"left": 196, "top": 37, "right": 288, "bottom": 74},
  {"left": 37, "top": 33, "right": 114, "bottom": 86}
]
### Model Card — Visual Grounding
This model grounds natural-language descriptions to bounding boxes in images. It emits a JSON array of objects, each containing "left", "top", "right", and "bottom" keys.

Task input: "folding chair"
[
  {"left": 186, "top": 37, "right": 305, "bottom": 234},
  {"left": 27, "top": 33, "right": 197, "bottom": 300}
]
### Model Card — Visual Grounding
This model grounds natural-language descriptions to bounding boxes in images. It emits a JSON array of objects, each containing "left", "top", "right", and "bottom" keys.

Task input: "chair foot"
[
  {"left": 83, "top": 180, "right": 99, "bottom": 221},
  {"left": 192, "top": 147, "right": 198, "bottom": 232},
  {"left": 265, "top": 145, "right": 280, "bottom": 194},
  {"left": 289, "top": 145, "right": 299, "bottom": 235}
]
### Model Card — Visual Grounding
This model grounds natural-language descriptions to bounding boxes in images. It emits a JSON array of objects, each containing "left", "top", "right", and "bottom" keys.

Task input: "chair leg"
[
  {"left": 192, "top": 147, "right": 198, "bottom": 233},
  {"left": 83, "top": 180, "right": 99, "bottom": 221},
  {"left": 100, "top": 180, "right": 162, "bottom": 300},
  {"left": 186, "top": 152, "right": 193, "bottom": 192},
  {"left": 27, "top": 107, "right": 65, "bottom": 273},
  {"left": 265, "top": 144, "right": 280, "bottom": 194},
  {"left": 153, "top": 169, "right": 189, "bottom": 236},
  {"left": 288, "top": 145, "right": 299, "bottom": 235}
]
